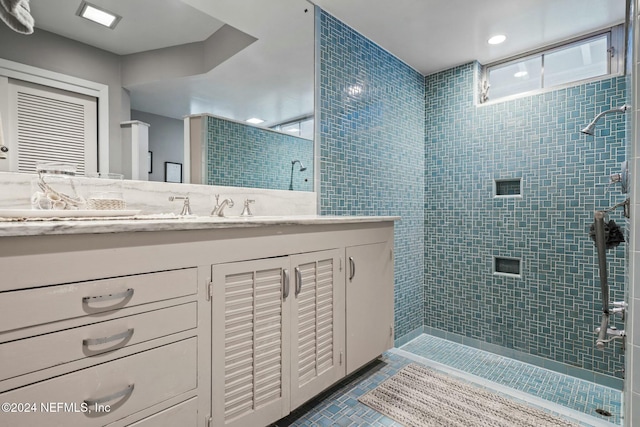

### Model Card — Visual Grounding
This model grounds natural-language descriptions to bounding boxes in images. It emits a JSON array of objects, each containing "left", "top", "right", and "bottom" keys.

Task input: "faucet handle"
[
  {"left": 169, "top": 195, "right": 193, "bottom": 216},
  {"left": 241, "top": 199, "right": 255, "bottom": 217}
]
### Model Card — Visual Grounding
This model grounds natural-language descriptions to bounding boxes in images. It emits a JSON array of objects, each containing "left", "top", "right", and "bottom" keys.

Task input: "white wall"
[
  {"left": 131, "top": 110, "right": 184, "bottom": 182},
  {"left": 0, "top": 24, "right": 129, "bottom": 173}
]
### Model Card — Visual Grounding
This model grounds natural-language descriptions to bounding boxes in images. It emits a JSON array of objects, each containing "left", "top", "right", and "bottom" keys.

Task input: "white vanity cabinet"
[
  {"left": 0, "top": 233, "right": 204, "bottom": 427},
  {"left": 0, "top": 218, "right": 394, "bottom": 427},
  {"left": 345, "top": 242, "right": 394, "bottom": 375},
  {"left": 210, "top": 249, "right": 345, "bottom": 427}
]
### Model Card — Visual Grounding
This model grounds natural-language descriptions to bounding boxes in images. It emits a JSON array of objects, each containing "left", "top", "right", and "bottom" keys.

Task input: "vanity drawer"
[
  {"left": 0, "top": 337, "right": 197, "bottom": 427},
  {"left": 0, "top": 268, "right": 197, "bottom": 333},
  {"left": 122, "top": 397, "right": 198, "bottom": 426},
  {"left": 0, "top": 302, "right": 196, "bottom": 381}
]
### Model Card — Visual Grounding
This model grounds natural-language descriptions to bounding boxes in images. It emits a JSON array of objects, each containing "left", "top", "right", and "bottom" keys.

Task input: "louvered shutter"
[
  {"left": 211, "top": 258, "right": 290, "bottom": 427},
  {"left": 296, "top": 260, "right": 334, "bottom": 383},
  {"left": 290, "top": 249, "right": 345, "bottom": 410},
  {"left": 8, "top": 79, "right": 97, "bottom": 175}
]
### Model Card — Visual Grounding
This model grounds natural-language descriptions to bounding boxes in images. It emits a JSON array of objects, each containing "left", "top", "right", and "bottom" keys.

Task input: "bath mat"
[{"left": 358, "top": 363, "right": 578, "bottom": 427}]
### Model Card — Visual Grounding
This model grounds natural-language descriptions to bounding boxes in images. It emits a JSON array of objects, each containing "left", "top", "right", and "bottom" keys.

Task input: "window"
[
  {"left": 271, "top": 116, "right": 314, "bottom": 140},
  {"left": 482, "top": 25, "right": 623, "bottom": 103}
]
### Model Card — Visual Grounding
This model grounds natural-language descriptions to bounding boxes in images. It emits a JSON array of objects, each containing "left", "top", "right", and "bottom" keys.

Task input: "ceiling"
[
  {"left": 311, "top": 0, "right": 627, "bottom": 75},
  {"left": 26, "top": 0, "right": 627, "bottom": 124},
  {"left": 28, "top": 0, "right": 315, "bottom": 126},
  {"left": 30, "top": 0, "right": 225, "bottom": 55}
]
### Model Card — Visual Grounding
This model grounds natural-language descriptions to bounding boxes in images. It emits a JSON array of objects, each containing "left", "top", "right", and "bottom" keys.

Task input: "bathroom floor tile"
[{"left": 272, "top": 336, "right": 618, "bottom": 426}]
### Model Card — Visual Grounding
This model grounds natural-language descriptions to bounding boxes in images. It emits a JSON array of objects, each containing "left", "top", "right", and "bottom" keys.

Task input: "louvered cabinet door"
[
  {"left": 211, "top": 257, "right": 291, "bottom": 427},
  {"left": 289, "top": 249, "right": 345, "bottom": 410},
  {"left": 6, "top": 79, "right": 98, "bottom": 174}
]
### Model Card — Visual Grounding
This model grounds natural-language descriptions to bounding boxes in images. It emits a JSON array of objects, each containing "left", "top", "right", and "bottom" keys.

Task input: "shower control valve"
[
  {"left": 610, "top": 301, "right": 627, "bottom": 319},
  {"left": 595, "top": 326, "right": 626, "bottom": 349}
]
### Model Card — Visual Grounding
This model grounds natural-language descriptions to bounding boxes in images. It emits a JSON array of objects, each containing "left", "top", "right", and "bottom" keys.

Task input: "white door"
[{"left": 0, "top": 78, "right": 97, "bottom": 175}]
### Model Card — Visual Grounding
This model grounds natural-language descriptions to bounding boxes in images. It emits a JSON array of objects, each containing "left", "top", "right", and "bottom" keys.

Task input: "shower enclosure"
[{"left": 420, "top": 61, "right": 629, "bottom": 423}]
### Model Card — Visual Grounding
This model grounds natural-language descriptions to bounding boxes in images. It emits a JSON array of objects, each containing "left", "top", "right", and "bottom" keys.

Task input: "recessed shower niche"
[
  {"left": 494, "top": 178, "right": 522, "bottom": 197},
  {"left": 493, "top": 257, "right": 521, "bottom": 277}
]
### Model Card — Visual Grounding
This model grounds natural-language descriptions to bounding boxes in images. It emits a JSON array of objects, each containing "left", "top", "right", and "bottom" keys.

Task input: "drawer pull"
[
  {"left": 282, "top": 269, "right": 290, "bottom": 300},
  {"left": 83, "top": 328, "right": 134, "bottom": 347},
  {"left": 84, "top": 384, "right": 134, "bottom": 409},
  {"left": 295, "top": 267, "right": 302, "bottom": 297},
  {"left": 82, "top": 288, "right": 134, "bottom": 304}
]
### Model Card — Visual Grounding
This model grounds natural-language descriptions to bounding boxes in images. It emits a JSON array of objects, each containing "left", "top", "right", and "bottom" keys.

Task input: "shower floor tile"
[
  {"left": 272, "top": 337, "right": 616, "bottom": 427},
  {"left": 400, "top": 333, "right": 622, "bottom": 425}
]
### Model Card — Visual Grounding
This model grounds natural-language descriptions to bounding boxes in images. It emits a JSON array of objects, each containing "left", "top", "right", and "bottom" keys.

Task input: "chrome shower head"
[
  {"left": 292, "top": 160, "right": 306, "bottom": 171},
  {"left": 580, "top": 123, "right": 597, "bottom": 136},
  {"left": 581, "top": 105, "right": 629, "bottom": 136}
]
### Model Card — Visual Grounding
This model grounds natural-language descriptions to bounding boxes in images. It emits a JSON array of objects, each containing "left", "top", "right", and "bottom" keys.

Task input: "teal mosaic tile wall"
[
  {"left": 317, "top": 9, "right": 425, "bottom": 337},
  {"left": 205, "top": 116, "right": 313, "bottom": 191},
  {"left": 425, "top": 62, "right": 627, "bottom": 379}
]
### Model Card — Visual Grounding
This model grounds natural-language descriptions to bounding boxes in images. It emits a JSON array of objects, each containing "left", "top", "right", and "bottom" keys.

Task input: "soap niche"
[
  {"left": 494, "top": 178, "right": 522, "bottom": 197},
  {"left": 494, "top": 257, "right": 521, "bottom": 277}
]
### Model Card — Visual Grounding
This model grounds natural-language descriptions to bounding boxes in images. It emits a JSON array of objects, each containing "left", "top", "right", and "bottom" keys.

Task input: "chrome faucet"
[{"left": 211, "top": 194, "right": 234, "bottom": 217}]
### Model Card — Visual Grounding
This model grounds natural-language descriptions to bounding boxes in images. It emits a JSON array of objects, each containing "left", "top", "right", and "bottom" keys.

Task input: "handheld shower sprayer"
[{"left": 581, "top": 105, "right": 629, "bottom": 136}]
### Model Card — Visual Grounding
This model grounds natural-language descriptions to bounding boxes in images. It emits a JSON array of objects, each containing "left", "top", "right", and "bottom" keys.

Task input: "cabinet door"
[
  {"left": 211, "top": 258, "right": 291, "bottom": 427},
  {"left": 289, "top": 250, "right": 345, "bottom": 410},
  {"left": 345, "top": 242, "right": 394, "bottom": 375}
]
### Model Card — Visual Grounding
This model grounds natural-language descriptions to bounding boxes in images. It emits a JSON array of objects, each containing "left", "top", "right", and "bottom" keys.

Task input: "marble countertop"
[{"left": 0, "top": 214, "right": 400, "bottom": 237}]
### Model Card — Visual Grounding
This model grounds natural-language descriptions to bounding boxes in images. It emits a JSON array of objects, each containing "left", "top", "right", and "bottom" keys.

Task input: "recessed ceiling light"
[
  {"left": 77, "top": 1, "right": 121, "bottom": 29},
  {"left": 246, "top": 118, "right": 264, "bottom": 124},
  {"left": 514, "top": 71, "right": 528, "bottom": 78},
  {"left": 488, "top": 34, "right": 506, "bottom": 45}
]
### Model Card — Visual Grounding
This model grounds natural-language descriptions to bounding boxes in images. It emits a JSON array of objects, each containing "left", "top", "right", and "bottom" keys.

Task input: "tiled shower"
[
  {"left": 425, "top": 64, "right": 627, "bottom": 388},
  {"left": 205, "top": 115, "right": 314, "bottom": 192},
  {"left": 317, "top": 1, "right": 629, "bottom": 406},
  {"left": 318, "top": 10, "right": 425, "bottom": 339}
]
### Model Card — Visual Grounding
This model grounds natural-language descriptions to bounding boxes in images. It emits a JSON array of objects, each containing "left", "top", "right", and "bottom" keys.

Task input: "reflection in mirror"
[
  {"left": 187, "top": 114, "right": 313, "bottom": 191},
  {"left": 0, "top": 0, "right": 314, "bottom": 192}
]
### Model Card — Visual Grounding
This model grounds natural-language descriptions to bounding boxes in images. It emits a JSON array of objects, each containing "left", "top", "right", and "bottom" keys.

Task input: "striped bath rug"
[{"left": 358, "top": 363, "right": 578, "bottom": 427}]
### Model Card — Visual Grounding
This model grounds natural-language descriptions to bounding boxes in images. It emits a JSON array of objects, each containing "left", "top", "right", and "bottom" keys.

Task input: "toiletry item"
[
  {"left": 85, "top": 173, "right": 126, "bottom": 210},
  {"left": 31, "top": 162, "right": 85, "bottom": 210}
]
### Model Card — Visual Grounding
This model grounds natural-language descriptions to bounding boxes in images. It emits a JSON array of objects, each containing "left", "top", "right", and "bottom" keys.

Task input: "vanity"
[{"left": 0, "top": 215, "right": 395, "bottom": 427}]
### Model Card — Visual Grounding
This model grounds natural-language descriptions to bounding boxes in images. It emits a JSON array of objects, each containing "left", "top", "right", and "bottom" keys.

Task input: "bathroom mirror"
[{"left": 0, "top": 0, "right": 315, "bottom": 191}]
